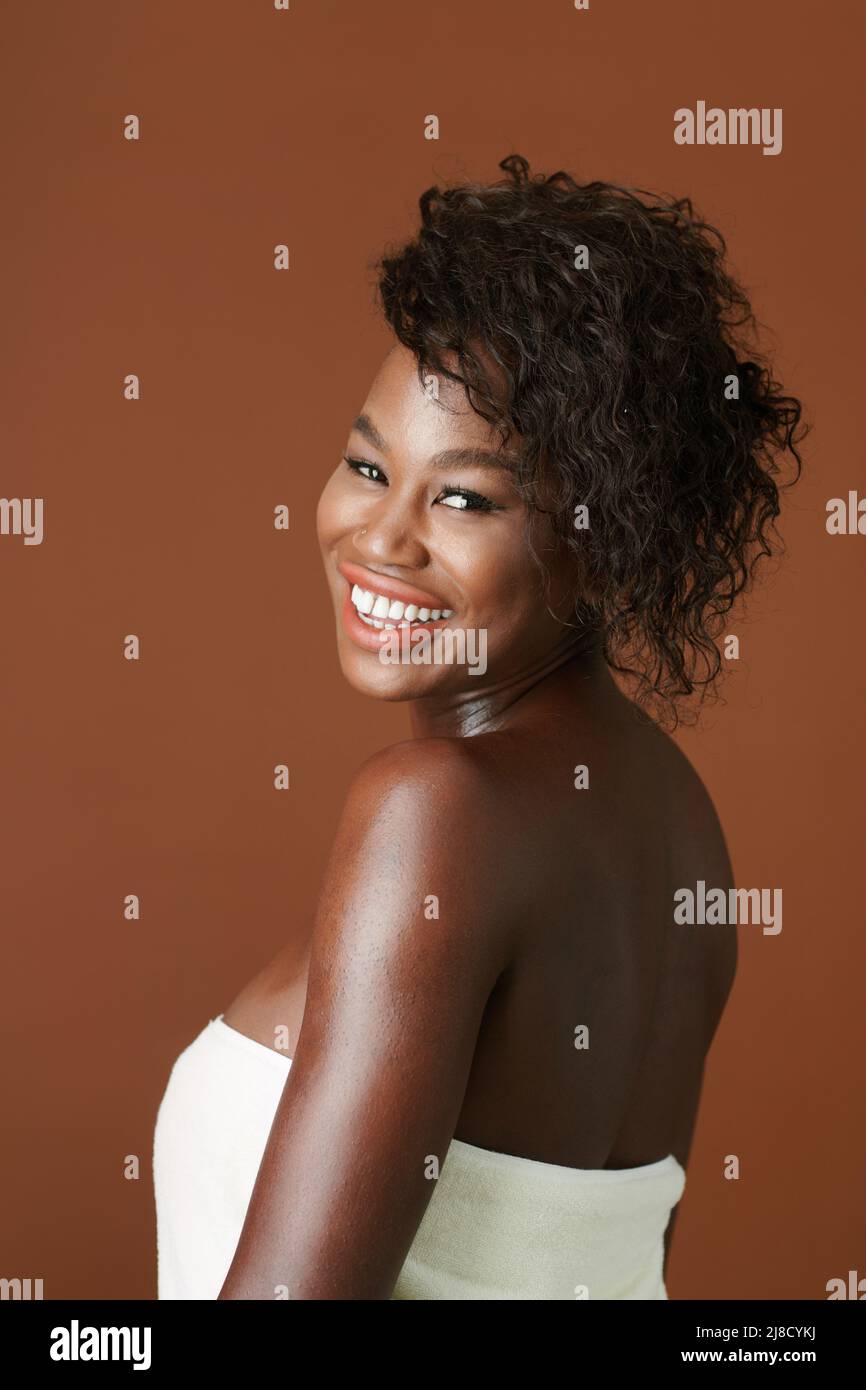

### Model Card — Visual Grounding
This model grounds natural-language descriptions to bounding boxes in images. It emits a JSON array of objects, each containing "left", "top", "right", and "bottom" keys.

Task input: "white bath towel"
[{"left": 153, "top": 1015, "right": 685, "bottom": 1300}]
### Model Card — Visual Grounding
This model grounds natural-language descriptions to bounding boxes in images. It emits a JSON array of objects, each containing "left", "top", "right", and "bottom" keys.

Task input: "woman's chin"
[
  {"left": 335, "top": 636, "right": 478, "bottom": 700},
  {"left": 335, "top": 644, "right": 458, "bottom": 702}
]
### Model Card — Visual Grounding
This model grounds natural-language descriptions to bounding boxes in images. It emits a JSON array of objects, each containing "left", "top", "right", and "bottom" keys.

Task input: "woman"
[{"left": 153, "top": 154, "right": 804, "bottom": 1300}]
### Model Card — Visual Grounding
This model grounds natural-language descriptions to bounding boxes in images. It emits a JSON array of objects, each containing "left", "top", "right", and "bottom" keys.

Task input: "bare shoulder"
[
  {"left": 340, "top": 733, "right": 528, "bottom": 856},
  {"left": 347, "top": 733, "right": 507, "bottom": 808},
  {"left": 317, "top": 733, "right": 523, "bottom": 974}
]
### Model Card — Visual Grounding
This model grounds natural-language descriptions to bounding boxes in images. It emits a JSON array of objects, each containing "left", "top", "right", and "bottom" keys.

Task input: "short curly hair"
[{"left": 374, "top": 153, "right": 807, "bottom": 726}]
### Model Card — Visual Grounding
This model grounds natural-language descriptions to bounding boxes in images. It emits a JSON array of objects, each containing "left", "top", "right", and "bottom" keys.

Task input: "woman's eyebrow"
[
  {"left": 429, "top": 446, "right": 518, "bottom": 473},
  {"left": 352, "top": 413, "right": 389, "bottom": 453},
  {"left": 351, "top": 414, "right": 518, "bottom": 472}
]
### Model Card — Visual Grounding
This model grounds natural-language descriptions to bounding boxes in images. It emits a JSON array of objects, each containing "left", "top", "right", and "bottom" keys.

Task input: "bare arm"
[{"left": 219, "top": 738, "right": 516, "bottom": 1300}]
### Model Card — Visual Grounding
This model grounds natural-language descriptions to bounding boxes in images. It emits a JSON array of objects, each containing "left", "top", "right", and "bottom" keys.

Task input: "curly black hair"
[{"left": 374, "top": 153, "right": 807, "bottom": 726}]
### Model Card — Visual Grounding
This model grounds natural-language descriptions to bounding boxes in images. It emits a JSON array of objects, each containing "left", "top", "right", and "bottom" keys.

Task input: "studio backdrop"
[{"left": 1, "top": 0, "right": 863, "bottom": 1301}]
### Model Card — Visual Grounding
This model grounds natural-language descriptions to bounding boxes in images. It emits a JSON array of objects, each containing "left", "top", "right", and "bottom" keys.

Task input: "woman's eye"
[
  {"left": 437, "top": 487, "right": 497, "bottom": 513},
  {"left": 344, "top": 456, "right": 387, "bottom": 484}
]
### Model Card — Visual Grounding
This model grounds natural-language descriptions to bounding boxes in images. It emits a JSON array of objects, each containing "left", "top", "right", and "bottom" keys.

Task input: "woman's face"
[{"left": 317, "top": 342, "right": 576, "bottom": 702}]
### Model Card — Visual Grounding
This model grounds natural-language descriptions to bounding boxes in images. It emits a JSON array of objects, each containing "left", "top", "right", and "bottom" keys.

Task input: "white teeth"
[
  {"left": 351, "top": 583, "right": 374, "bottom": 615},
  {"left": 350, "top": 583, "right": 454, "bottom": 627}
]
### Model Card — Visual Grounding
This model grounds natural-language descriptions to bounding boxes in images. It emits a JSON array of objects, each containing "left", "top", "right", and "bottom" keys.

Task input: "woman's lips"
[
  {"left": 338, "top": 561, "right": 452, "bottom": 613},
  {"left": 338, "top": 585, "right": 452, "bottom": 654}
]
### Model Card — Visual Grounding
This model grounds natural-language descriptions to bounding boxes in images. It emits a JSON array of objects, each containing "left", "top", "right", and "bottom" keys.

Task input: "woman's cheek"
[{"left": 316, "top": 470, "right": 348, "bottom": 548}]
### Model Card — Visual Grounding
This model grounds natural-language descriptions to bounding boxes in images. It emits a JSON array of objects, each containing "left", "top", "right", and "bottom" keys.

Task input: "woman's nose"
[{"left": 354, "top": 497, "right": 428, "bottom": 569}]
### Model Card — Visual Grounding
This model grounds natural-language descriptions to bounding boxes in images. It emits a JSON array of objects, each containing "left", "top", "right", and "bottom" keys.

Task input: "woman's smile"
[
  {"left": 340, "top": 560, "right": 455, "bottom": 632},
  {"left": 338, "top": 576, "right": 457, "bottom": 657}
]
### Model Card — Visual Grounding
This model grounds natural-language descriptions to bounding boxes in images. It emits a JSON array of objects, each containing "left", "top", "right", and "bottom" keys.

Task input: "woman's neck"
[{"left": 408, "top": 628, "right": 609, "bottom": 740}]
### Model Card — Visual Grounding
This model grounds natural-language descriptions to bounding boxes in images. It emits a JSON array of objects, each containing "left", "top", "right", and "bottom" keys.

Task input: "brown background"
[{"left": 2, "top": 0, "right": 863, "bottom": 1300}]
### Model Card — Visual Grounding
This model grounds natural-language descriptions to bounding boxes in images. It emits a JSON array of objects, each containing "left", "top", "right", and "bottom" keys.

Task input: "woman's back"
[{"left": 449, "top": 658, "right": 737, "bottom": 1174}]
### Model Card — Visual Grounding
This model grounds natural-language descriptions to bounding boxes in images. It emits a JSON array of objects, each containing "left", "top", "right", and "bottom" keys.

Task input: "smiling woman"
[{"left": 152, "top": 153, "right": 805, "bottom": 1300}]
